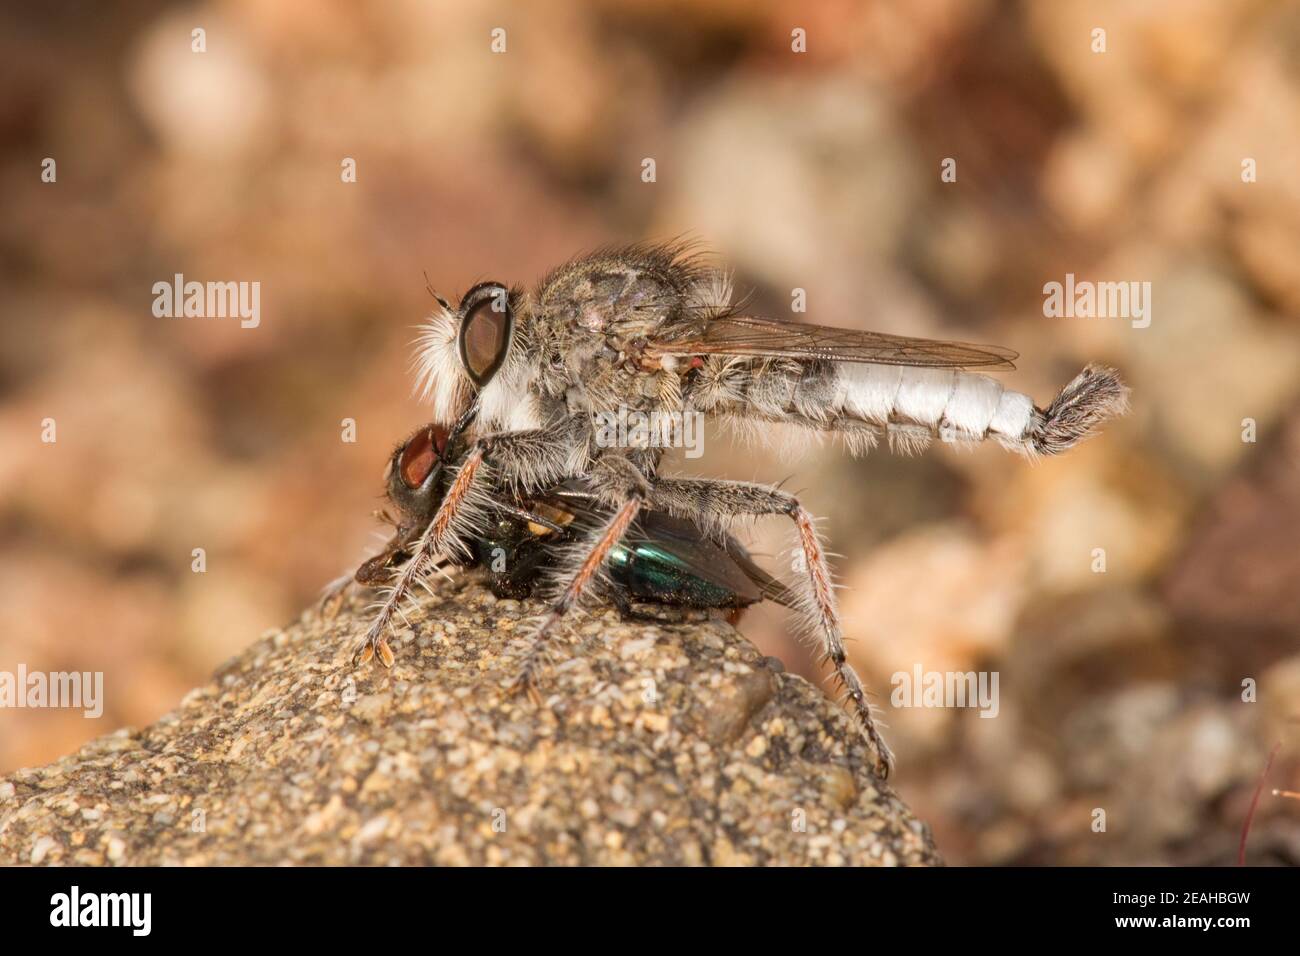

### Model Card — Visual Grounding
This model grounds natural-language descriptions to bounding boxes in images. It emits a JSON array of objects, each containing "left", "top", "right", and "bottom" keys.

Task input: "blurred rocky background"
[{"left": 1, "top": 0, "right": 1298, "bottom": 865}]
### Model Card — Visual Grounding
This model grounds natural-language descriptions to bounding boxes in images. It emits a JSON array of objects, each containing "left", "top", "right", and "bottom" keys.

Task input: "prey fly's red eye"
[
  {"left": 398, "top": 426, "right": 448, "bottom": 488},
  {"left": 457, "top": 282, "right": 513, "bottom": 387}
]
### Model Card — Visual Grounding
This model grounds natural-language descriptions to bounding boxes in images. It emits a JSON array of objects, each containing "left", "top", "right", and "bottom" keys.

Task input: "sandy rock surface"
[{"left": 0, "top": 578, "right": 939, "bottom": 866}]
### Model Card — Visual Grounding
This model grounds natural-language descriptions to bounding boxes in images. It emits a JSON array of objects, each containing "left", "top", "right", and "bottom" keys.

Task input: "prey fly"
[{"left": 329, "top": 421, "right": 795, "bottom": 655}]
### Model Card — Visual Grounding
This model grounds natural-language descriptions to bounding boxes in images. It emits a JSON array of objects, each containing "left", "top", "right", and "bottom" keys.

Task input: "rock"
[
  {"left": 0, "top": 577, "right": 939, "bottom": 866},
  {"left": 1164, "top": 406, "right": 1300, "bottom": 638}
]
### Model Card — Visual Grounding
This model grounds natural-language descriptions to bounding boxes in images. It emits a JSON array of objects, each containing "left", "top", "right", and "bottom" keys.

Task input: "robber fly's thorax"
[{"left": 536, "top": 259, "right": 696, "bottom": 368}]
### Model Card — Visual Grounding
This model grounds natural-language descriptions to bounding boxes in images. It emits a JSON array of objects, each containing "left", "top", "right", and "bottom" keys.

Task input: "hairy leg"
[
  {"left": 507, "top": 494, "right": 643, "bottom": 698},
  {"left": 350, "top": 548, "right": 455, "bottom": 668},
  {"left": 352, "top": 420, "right": 588, "bottom": 669},
  {"left": 351, "top": 440, "right": 494, "bottom": 667},
  {"left": 424, "top": 417, "right": 591, "bottom": 558},
  {"left": 648, "top": 477, "right": 894, "bottom": 777}
]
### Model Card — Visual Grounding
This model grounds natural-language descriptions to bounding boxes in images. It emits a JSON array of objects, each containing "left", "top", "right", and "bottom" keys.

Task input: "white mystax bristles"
[{"left": 411, "top": 302, "right": 471, "bottom": 424}]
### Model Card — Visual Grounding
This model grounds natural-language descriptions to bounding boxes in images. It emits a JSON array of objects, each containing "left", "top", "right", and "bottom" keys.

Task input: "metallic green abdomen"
[{"left": 606, "top": 541, "right": 740, "bottom": 608}]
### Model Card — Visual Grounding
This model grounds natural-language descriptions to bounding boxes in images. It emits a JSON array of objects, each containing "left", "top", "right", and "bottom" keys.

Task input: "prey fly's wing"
[
  {"left": 541, "top": 485, "right": 796, "bottom": 608},
  {"left": 625, "top": 512, "right": 799, "bottom": 609},
  {"left": 708, "top": 533, "right": 799, "bottom": 610},
  {"left": 648, "top": 313, "right": 1017, "bottom": 370}
]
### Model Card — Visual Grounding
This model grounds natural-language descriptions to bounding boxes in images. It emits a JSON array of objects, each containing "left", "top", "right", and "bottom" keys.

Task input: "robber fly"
[
  {"left": 341, "top": 422, "right": 795, "bottom": 643},
  {"left": 345, "top": 241, "right": 1129, "bottom": 775}
]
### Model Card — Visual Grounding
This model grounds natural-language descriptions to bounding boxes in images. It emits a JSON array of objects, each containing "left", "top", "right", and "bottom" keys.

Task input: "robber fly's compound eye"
[
  {"left": 397, "top": 425, "right": 448, "bottom": 489},
  {"left": 457, "top": 282, "right": 513, "bottom": 388}
]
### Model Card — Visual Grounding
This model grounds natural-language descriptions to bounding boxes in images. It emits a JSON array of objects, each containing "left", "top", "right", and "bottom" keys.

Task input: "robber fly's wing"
[{"left": 648, "top": 313, "right": 1017, "bottom": 370}]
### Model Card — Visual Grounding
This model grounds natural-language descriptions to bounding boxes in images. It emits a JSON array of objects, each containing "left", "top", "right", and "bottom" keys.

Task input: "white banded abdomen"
[{"left": 837, "top": 364, "right": 1035, "bottom": 445}]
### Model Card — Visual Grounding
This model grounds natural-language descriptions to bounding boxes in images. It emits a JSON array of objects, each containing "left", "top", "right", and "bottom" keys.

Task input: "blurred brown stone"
[{"left": 1163, "top": 407, "right": 1300, "bottom": 639}]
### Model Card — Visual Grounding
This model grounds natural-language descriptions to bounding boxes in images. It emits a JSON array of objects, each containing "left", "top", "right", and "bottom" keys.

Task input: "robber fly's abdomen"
[
  {"left": 689, "top": 357, "right": 1127, "bottom": 457},
  {"left": 838, "top": 363, "right": 1033, "bottom": 449}
]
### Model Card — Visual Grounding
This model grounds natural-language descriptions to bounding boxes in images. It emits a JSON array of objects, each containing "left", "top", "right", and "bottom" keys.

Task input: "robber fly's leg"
[
  {"left": 424, "top": 444, "right": 489, "bottom": 559},
  {"left": 355, "top": 421, "right": 586, "bottom": 670},
  {"left": 350, "top": 544, "right": 457, "bottom": 668},
  {"left": 648, "top": 477, "right": 894, "bottom": 778},
  {"left": 350, "top": 509, "right": 453, "bottom": 670},
  {"left": 351, "top": 543, "right": 428, "bottom": 668},
  {"left": 507, "top": 495, "right": 643, "bottom": 700},
  {"left": 424, "top": 417, "right": 589, "bottom": 557}
]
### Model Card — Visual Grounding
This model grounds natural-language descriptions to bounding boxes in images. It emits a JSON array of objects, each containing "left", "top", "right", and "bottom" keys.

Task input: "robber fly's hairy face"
[
  {"left": 412, "top": 249, "right": 721, "bottom": 442},
  {"left": 378, "top": 280, "right": 522, "bottom": 535},
  {"left": 413, "top": 277, "right": 543, "bottom": 427}
]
